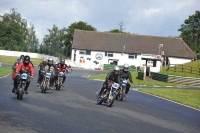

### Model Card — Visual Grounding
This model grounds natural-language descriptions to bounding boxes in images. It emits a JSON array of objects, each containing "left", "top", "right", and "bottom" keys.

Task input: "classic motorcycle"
[
  {"left": 15, "top": 69, "right": 30, "bottom": 100},
  {"left": 96, "top": 82, "right": 120, "bottom": 107},
  {"left": 40, "top": 71, "right": 51, "bottom": 93},
  {"left": 66, "top": 67, "right": 72, "bottom": 75},
  {"left": 55, "top": 71, "right": 64, "bottom": 91},
  {"left": 116, "top": 79, "right": 127, "bottom": 101}
]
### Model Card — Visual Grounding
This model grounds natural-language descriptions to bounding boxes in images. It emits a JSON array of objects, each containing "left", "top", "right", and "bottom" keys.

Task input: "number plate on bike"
[
  {"left": 59, "top": 72, "right": 64, "bottom": 77},
  {"left": 45, "top": 73, "right": 51, "bottom": 78},
  {"left": 112, "top": 83, "right": 119, "bottom": 89},
  {"left": 21, "top": 73, "right": 28, "bottom": 79},
  {"left": 122, "top": 80, "right": 127, "bottom": 86}
]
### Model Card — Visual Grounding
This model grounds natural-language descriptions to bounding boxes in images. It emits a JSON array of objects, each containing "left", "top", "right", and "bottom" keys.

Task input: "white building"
[{"left": 70, "top": 30, "right": 194, "bottom": 72}]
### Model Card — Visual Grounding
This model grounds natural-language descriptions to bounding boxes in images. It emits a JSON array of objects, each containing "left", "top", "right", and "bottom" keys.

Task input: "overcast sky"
[{"left": 0, "top": 0, "right": 200, "bottom": 43}]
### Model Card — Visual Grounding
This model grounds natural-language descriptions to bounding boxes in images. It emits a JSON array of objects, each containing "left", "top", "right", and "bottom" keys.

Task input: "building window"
[
  {"left": 86, "top": 50, "right": 91, "bottom": 55},
  {"left": 79, "top": 50, "right": 91, "bottom": 55},
  {"left": 128, "top": 54, "right": 137, "bottom": 59},
  {"left": 107, "top": 52, "right": 113, "bottom": 57},
  {"left": 79, "top": 50, "right": 86, "bottom": 55}
]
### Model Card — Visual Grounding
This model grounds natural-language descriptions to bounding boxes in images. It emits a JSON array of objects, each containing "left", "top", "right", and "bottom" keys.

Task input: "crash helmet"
[
  {"left": 23, "top": 55, "right": 30, "bottom": 65},
  {"left": 123, "top": 63, "right": 129, "bottom": 72},
  {"left": 48, "top": 57, "right": 53, "bottom": 65}
]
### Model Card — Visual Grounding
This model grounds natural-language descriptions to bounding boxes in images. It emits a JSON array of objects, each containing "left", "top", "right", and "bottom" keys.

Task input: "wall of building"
[{"left": 71, "top": 49, "right": 193, "bottom": 71}]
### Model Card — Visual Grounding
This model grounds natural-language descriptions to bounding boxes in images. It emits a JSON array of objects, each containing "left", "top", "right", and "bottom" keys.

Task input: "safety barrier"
[
  {"left": 103, "top": 64, "right": 136, "bottom": 71},
  {"left": 151, "top": 72, "right": 200, "bottom": 86}
]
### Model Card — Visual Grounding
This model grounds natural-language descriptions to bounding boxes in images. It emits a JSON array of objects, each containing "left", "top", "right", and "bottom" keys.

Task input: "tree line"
[{"left": 0, "top": 9, "right": 200, "bottom": 58}]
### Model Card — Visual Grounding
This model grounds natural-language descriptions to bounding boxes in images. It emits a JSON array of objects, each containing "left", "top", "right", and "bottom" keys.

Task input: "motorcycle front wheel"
[{"left": 106, "top": 93, "right": 114, "bottom": 107}]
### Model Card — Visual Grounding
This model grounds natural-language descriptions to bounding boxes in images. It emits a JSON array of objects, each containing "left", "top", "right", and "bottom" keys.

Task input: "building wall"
[{"left": 71, "top": 49, "right": 193, "bottom": 72}]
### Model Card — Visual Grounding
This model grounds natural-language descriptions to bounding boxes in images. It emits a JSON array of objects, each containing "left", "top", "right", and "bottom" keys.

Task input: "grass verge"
[
  {"left": 0, "top": 67, "right": 12, "bottom": 77},
  {"left": 139, "top": 88, "right": 200, "bottom": 110},
  {"left": 88, "top": 71, "right": 179, "bottom": 86},
  {"left": 0, "top": 55, "right": 42, "bottom": 66}
]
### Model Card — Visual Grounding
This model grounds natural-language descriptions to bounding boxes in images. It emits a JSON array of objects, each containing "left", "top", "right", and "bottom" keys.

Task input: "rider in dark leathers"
[
  {"left": 37, "top": 59, "right": 47, "bottom": 85},
  {"left": 97, "top": 66, "right": 121, "bottom": 96},
  {"left": 119, "top": 63, "right": 133, "bottom": 95}
]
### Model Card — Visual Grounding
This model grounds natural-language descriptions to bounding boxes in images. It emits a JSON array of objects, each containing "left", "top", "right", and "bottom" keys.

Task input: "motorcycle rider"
[
  {"left": 97, "top": 66, "right": 121, "bottom": 97},
  {"left": 43, "top": 57, "right": 57, "bottom": 90},
  {"left": 119, "top": 63, "right": 133, "bottom": 95},
  {"left": 12, "top": 55, "right": 24, "bottom": 70},
  {"left": 55, "top": 58, "right": 68, "bottom": 87},
  {"left": 36, "top": 58, "right": 47, "bottom": 86},
  {"left": 12, "top": 55, "right": 34, "bottom": 94}
]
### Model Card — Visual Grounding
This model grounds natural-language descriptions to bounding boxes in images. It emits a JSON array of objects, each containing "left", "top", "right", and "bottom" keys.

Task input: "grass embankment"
[
  {"left": 139, "top": 88, "right": 200, "bottom": 110},
  {"left": 88, "top": 71, "right": 178, "bottom": 86},
  {"left": 0, "top": 55, "right": 42, "bottom": 66},
  {"left": 160, "top": 60, "right": 200, "bottom": 78},
  {"left": 0, "top": 67, "right": 12, "bottom": 77}
]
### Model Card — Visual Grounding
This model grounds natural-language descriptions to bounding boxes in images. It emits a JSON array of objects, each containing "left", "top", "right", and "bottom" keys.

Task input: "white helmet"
[
  {"left": 48, "top": 57, "right": 53, "bottom": 64},
  {"left": 113, "top": 65, "right": 120, "bottom": 71},
  {"left": 123, "top": 63, "right": 129, "bottom": 72}
]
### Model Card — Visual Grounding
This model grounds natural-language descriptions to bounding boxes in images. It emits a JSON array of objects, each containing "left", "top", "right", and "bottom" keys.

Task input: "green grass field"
[
  {"left": 160, "top": 60, "right": 200, "bottom": 78},
  {"left": 139, "top": 88, "right": 200, "bottom": 110},
  {"left": 0, "top": 55, "right": 42, "bottom": 66},
  {"left": 88, "top": 71, "right": 179, "bottom": 86},
  {"left": 0, "top": 67, "right": 12, "bottom": 77}
]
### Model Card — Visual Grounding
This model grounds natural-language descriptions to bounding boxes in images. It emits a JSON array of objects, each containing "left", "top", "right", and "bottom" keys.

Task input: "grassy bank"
[
  {"left": 139, "top": 88, "right": 200, "bottom": 110},
  {"left": 88, "top": 71, "right": 179, "bottom": 86},
  {"left": 160, "top": 60, "right": 200, "bottom": 78},
  {"left": 0, "top": 67, "right": 12, "bottom": 77},
  {"left": 0, "top": 55, "right": 42, "bottom": 66}
]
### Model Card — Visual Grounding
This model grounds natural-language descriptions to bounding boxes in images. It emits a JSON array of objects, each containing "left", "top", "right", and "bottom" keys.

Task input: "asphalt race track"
[{"left": 0, "top": 67, "right": 200, "bottom": 133}]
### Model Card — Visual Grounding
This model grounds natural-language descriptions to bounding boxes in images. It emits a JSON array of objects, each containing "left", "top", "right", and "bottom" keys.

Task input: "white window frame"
[
  {"left": 79, "top": 50, "right": 86, "bottom": 55},
  {"left": 79, "top": 50, "right": 91, "bottom": 55},
  {"left": 107, "top": 52, "right": 113, "bottom": 57},
  {"left": 128, "top": 54, "right": 137, "bottom": 59}
]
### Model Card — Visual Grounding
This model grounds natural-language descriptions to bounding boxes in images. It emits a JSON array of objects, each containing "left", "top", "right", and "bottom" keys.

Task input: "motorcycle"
[
  {"left": 55, "top": 71, "right": 64, "bottom": 91},
  {"left": 40, "top": 71, "right": 51, "bottom": 93},
  {"left": 15, "top": 70, "right": 30, "bottom": 100},
  {"left": 66, "top": 67, "right": 72, "bottom": 75},
  {"left": 96, "top": 82, "right": 120, "bottom": 107},
  {"left": 116, "top": 79, "right": 127, "bottom": 101}
]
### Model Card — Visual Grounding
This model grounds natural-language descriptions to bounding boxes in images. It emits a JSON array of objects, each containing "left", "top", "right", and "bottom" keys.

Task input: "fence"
[
  {"left": 167, "top": 64, "right": 200, "bottom": 75},
  {"left": 103, "top": 64, "right": 136, "bottom": 71}
]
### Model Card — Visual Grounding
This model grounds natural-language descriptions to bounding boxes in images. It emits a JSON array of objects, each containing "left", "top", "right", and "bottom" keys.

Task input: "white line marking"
[
  {"left": 133, "top": 89, "right": 200, "bottom": 112},
  {"left": 0, "top": 73, "right": 11, "bottom": 79}
]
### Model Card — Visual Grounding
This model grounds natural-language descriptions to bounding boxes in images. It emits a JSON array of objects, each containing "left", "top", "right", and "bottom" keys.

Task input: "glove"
[
  {"left": 30, "top": 75, "right": 34, "bottom": 79},
  {"left": 130, "top": 81, "right": 133, "bottom": 83}
]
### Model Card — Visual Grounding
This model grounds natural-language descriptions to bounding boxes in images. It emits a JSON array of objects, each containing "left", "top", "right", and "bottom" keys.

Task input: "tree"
[
  {"left": 0, "top": 8, "right": 39, "bottom": 52},
  {"left": 65, "top": 21, "right": 96, "bottom": 57},
  {"left": 178, "top": 10, "right": 200, "bottom": 52}
]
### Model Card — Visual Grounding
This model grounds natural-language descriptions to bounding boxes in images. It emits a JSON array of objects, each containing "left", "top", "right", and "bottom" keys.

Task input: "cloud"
[{"left": 0, "top": 0, "right": 200, "bottom": 43}]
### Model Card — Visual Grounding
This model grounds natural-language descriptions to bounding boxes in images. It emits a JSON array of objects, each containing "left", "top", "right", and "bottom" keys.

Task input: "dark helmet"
[
  {"left": 20, "top": 55, "right": 24, "bottom": 59},
  {"left": 60, "top": 58, "right": 65, "bottom": 65},
  {"left": 23, "top": 55, "right": 30, "bottom": 65}
]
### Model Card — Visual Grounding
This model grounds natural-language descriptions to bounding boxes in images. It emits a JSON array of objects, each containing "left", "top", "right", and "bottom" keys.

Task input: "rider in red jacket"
[
  {"left": 12, "top": 55, "right": 34, "bottom": 94},
  {"left": 55, "top": 58, "right": 68, "bottom": 87}
]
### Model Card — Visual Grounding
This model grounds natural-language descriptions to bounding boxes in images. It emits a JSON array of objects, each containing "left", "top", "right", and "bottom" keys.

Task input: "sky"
[{"left": 0, "top": 0, "right": 200, "bottom": 43}]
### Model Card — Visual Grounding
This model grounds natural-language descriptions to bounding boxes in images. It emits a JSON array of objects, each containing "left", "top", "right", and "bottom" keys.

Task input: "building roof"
[{"left": 72, "top": 30, "right": 194, "bottom": 59}]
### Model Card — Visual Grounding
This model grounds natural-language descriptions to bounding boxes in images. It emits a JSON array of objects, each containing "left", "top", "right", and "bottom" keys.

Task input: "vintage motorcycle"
[
  {"left": 15, "top": 69, "right": 30, "bottom": 100},
  {"left": 55, "top": 71, "right": 64, "bottom": 91},
  {"left": 40, "top": 71, "right": 51, "bottom": 93},
  {"left": 96, "top": 82, "right": 120, "bottom": 107},
  {"left": 115, "top": 79, "right": 127, "bottom": 101}
]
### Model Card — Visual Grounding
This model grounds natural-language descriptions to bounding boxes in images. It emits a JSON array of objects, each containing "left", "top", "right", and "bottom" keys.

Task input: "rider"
[
  {"left": 97, "top": 66, "right": 121, "bottom": 96},
  {"left": 37, "top": 58, "right": 47, "bottom": 86},
  {"left": 12, "top": 55, "right": 24, "bottom": 70},
  {"left": 119, "top": 63, "right": 133, "bottom": 95},
  {"left": 12, "top": 55, "right": 34, "bottom": 94},
  {"left": 43, "top": 57, "right": 57, "bottom": 90},
  {"left": 55, "top": 58, "right": 68, "bottom": 87}
]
